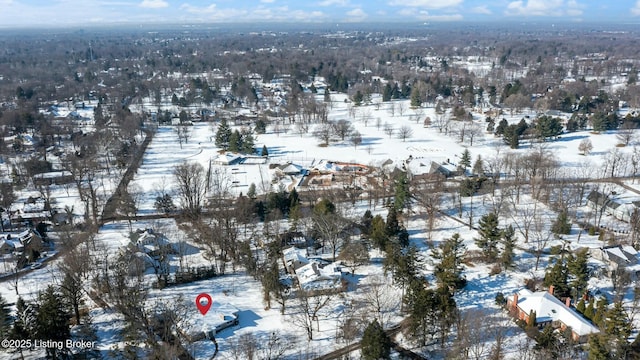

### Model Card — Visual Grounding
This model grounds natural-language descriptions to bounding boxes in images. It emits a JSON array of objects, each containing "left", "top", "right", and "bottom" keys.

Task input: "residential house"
[
  {"left": 283, "top": 246, "right": 310, "bottom": 272},
  {"left": 589, "top": 245, "right": 639, "bottom": 276},
  {"left": 507, "top": 288, "right": 599, "bottom": 343},
  {"left": 182, "top": 301, "right": 240, "bottom": 342}
]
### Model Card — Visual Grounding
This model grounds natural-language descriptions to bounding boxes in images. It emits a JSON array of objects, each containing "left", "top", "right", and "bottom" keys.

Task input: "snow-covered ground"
[{"left": 3, "top": 92, "right": 640, "bottom": 359}]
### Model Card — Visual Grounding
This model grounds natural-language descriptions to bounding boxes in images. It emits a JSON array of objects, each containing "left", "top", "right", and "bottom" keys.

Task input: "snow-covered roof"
[
  {"left": 512, "top": 289, "right": 599, "bottom": 337},
  {"left": 296, "top": 261, "right": 342, "bottom": 291}
]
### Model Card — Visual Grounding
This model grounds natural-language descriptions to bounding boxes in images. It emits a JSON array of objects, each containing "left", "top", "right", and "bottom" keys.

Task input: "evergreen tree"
[
  {"left": 382, "top": 83, "right": 392, "bottom": 102},
  {"left": 384, "top": 245, "right": 421, "bottom": 310},
  {"left": 261, "top": 144, "right": 269, "bottom": 157},
  {"left": 255, "top": 118, "right": 267, "bottom": 134},
  {"left": 593, "top": 298, "right": 608, "bottom": 327},
  {"left": 535, "top": 324, "right": 560, "bottom": 358},
  {"left": 361, "top": 320, "right": 391, "bottom": 360},
  {"left": 576, "top": 299, "right": 586, "bottom": 314},
  {"left": 247, "top": 183, "right": 257, "bottom": 199},
  {"left": 0, "top": 294, "right": 11, "bottom": 338},
  {"left": 370, "top": 215, "right": 388, "bottom": 250},
  {"left": 500, "top": 225, "right": 517, "bottom": 270},
  {"left": 322, "top": 88, "right": 331, "bottom": 102},
  {"left": 551, "top": 211, "right": 572, "bottom": 235},
  {"left": 494, "top": 118, "right": 508, "bottom": 136},
  {"left": 154, "top": 193, "right": 176, "bottom": 214},
  {"left": 543, "top": 257, "right": 570, "bottom": 297},
  {"left": 353, "top": 90, "right": 364, "bottom": 106},
  {"left": 11, "top": 297, "right": 36, "bottom": 359},
  {"left": 215, "top": 118, "right": 232, "bottom": 149},
  {"left": 410, "top": 86, "right": 422, "bottom": 107},
  {"left": 228, "top": 129, "right": 242, "bottom": 152},
  {"left": 584, "top": 300, "right": 596, "bottom": 320},
  {"left": 472, "top": 155, "right": 484, "bottom": 175},
  {"left": 393, "top": 171, "right": 410, "bottom": 211},
  {"left": 568, "top": 248, "right": 589, "bottom": 298},
  {"left": 431, "top": 233, "right": 467, "bottom": 290},
  {"left": 588, "top": 334, "right": 612, "bottom": 360},
  {"left": 475, "top": 213, "right": 501, "bottom": 262},
  {"left": 360, "top": 210, "right": 374, "bottom": 237},
  {"left": 241, "top": 128, "right": 255, "bottom": 154},
  {"left": 535, "top": 115, "right": 563, "bottom": 141},
  {"left": 385, "top": 207, "right": 401, "bottom": 238},
  {"left": 460, "top": 149, "right": 471, "bottom": 171},
  {"left": 606, "top": 301, "right": 632, "bottom": 342},
  {"left": 35, "top": 286, "right": 71, "bottom": 359},
  {"left": 527, "top": 310, "right": 537, "bottom": 327}
]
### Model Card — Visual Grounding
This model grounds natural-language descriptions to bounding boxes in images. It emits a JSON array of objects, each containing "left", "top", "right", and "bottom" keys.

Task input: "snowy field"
[{"left": 2, "top": 91, "right": 639, "bottom": 359}]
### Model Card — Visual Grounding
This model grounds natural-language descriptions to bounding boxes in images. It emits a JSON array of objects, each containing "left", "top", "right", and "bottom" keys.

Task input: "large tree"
[
  {"left": 173, "top": 161, "right": 207, "bottom": 216},
  {"left": 361, "top": 320, "right": 391, "bottom": 360},
  {"left": 475, "top": 213, "right": 501, "bottom": 262}
]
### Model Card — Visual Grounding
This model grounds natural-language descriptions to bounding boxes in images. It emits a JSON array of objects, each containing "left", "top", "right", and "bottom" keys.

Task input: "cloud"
[
  {"left": 633, "top": 0, "right": 640, "bottom": 16},
  {"left": 505, "top": 0, "right": 582, "bottom": 17},
  {"left": 388, "top": 0, "right": 462, "bottom": 9},
  {"left": 345, "top": 8, "right": 367, "bottom": 22},
  {"left": 471, "top": 5, "right": 492, "bottom": 15},
  {"left": 398, "top": 8, "right": 463, "bottom": 21},
  {"left": 179, "top": 4, "right": 326, "bottom": 22},
  {"left": 139, "top": 0, "right": 168, "bottom": 8},
  {"left": 318, "top": 0, "right": 350, "bottom": 6},
  {"left": 260, "top": 0, "right": 275, "bottom": 3}
]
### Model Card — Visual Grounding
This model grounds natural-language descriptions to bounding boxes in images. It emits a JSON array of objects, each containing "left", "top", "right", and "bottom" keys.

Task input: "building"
[
  {"left": 507, "top": 288, "right": 599, "bottom": 343},
  {"left": 589, "top": 245, "right": 640, "bottom": 276}
]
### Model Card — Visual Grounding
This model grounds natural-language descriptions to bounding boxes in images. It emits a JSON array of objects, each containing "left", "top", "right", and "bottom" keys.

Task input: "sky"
[{"left": 0, "top": 0, "right": 639, "bottom": 28}]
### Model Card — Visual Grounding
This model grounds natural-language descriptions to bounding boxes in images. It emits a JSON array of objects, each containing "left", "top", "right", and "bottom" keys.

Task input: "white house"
[{"left": 507, "top": 288, "right": 599, "bottom": 343}]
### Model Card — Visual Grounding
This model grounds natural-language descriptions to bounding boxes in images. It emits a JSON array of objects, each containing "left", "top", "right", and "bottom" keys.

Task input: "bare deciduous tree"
[
  {"left": 397, "top": 125, "right": 413, "bottom": 142},
  {"left": 173, "top": 161, "right": 207, "bottom": 216}
]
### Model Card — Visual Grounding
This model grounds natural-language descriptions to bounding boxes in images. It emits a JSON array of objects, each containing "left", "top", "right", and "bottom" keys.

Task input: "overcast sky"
[{"left": 1, "top": 0, "right": 639, "bottom": 28}]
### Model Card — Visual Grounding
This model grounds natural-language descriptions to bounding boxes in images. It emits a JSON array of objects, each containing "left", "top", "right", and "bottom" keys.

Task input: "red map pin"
[{"left": 196, "top": 293, "right": 212, "bottom": 315}]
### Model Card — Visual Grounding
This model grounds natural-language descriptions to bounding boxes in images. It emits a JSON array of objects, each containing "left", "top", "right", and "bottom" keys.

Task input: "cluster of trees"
[{"left": 214, "top": 118, "right": 256, "bottom": 154}]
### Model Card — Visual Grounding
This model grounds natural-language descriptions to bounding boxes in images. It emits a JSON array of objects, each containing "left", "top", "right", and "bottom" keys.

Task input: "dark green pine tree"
[
  {"left": 247, "top": 183, "right": 257, "bottom": 199},
  {"left": 393, "top": 171, "right": 410, "bottom": 211},
  {"left": 584, "top": 300, "right": 596, "bottom": 320},
  {"left": 11, "top": 297, "right": 36, "bottom": 359},
  {"left": 215, "top": 118, "right": 232, "bottom": 150},
  {"left": 475, "top": 213, "right": 501, "bottom": 262},
  {"left": 576, "top": 299, "right": 586, "bottom": 314},
  {"left": 431, "top": 233, "right": 467, "bottom": 290},
  {"left": 241, "top": 129, "right": 255, "bottom": 154},
  {"left": 382, "top": 83, "right": 393, "bottom": 102},
  {"left": 228, "top": 129, "right": 242, "bottom": 153},
  {"left": 551, "top": 211, "right": 572, "bottom": 235},
  {"left": 500, "top": 225, "right": 517, "bottom": 270},
  {"left": 587, "top": 334, "right": 612, "bottom": 360},
  {"left": 323, "top": 88, "right": 331, "bottom": 102},
  {"left": 593, "top": 298, "right": 608, "bottom": 327},
  {"left": 370, "top": 215, "right": 388, "bottom": 250},
  {"left": 543, "top": 257, "right": 570, "bottom": 298},
  {"left": 360, "top": 320, "right": 391, "bottom": 360},
  {"left": 35, "top": 286, "right": 71, "bottom": 359},
  {"left": 385, "top": 207, "right": 401, "bottom": 238},
  {"left": 261, "top": 144, "right": 269, "bottom": 157},
  {"left": 494, "top": 118, "right": 508, "bottom": 136},
  {"left": 535, "top": 324, "right": 560, "bottom": 358},
  {"left": 606, "top": 301, "right": 632, "bottom": 343},
  {"left": 353, "top": 90, "right": 364, "bottom": 106},
  {"left": 459, "top": 149, "right": 471, "bottom": 172},
  {"left": 568, "top": 248, "right": 589, "bottom": 298},
  {"left": 384, "top": 245, "right": 421, "bottom": 311},
  {"left": 410, "top": 86, "right": 422, "bottom": 107},
  {"left": 0, "top": 294, "right": 10, "bottom": 338}
]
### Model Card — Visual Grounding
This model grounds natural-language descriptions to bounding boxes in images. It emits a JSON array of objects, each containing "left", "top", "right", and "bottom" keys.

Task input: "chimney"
[
  {"left": 565, "top": 297, "right": 571, "bottom": 307},
  {"left": 512, "top": 293, "right": 519, "bottom": 310},
  {"left": 548, "top": 285, "right": 555, "bottom": 295}
]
